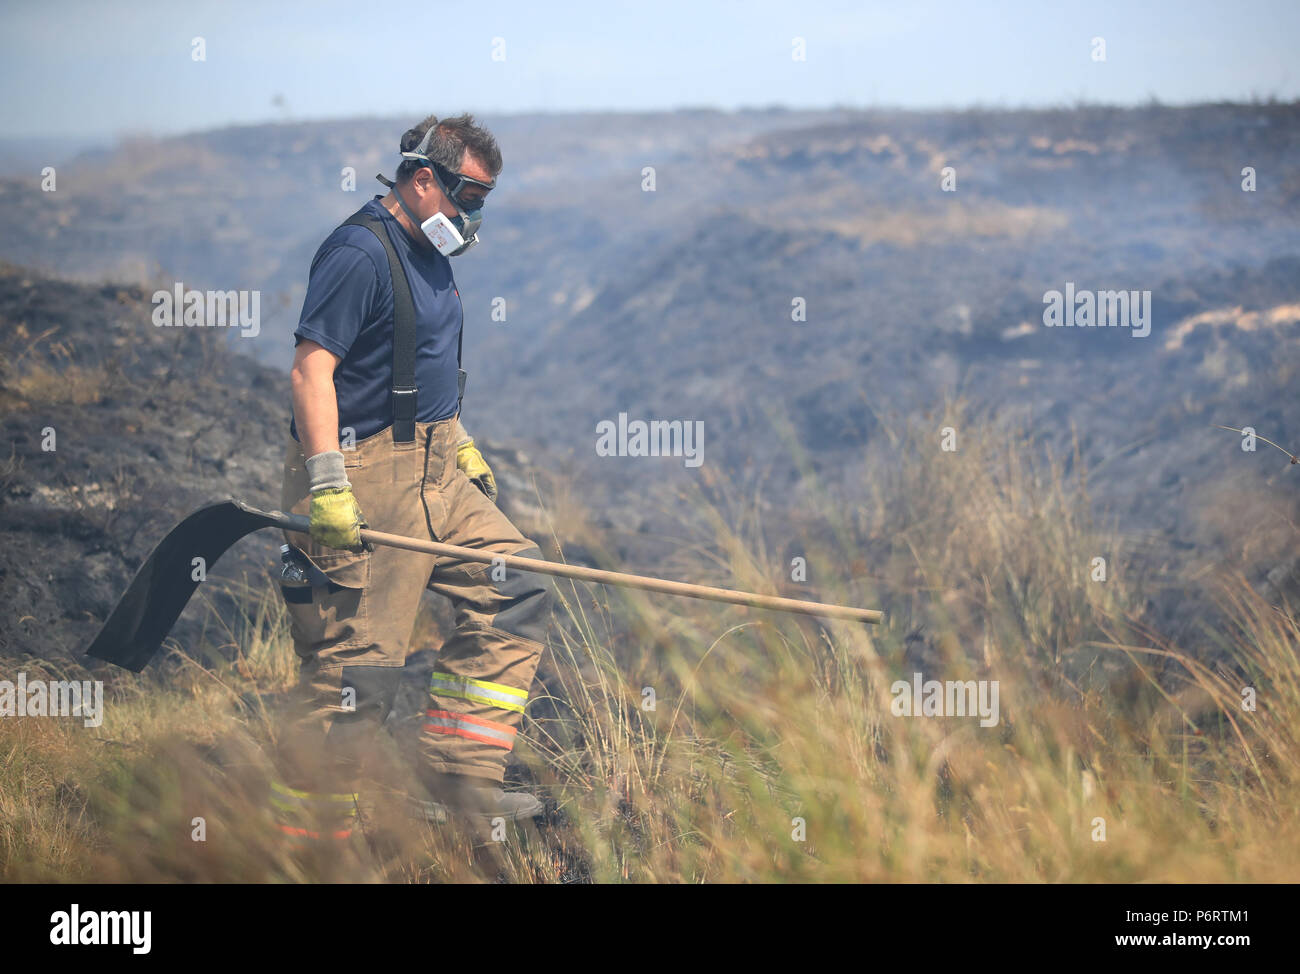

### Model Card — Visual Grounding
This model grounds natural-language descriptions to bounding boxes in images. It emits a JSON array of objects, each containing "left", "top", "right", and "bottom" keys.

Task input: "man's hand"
[
  {"left": 455, "top": 419, "right": 498, "bottom": 503},
  {"left": 309, "top": 486, "right": 369, "bottom": 550},
  {"left": 306, "top": 450, "right": 370, "bottom": 550}
]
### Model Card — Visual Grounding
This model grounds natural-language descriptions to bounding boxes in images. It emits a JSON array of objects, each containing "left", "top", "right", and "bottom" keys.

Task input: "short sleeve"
[{"left": 294, "top": 243, "right": 381, "bottom": 359}]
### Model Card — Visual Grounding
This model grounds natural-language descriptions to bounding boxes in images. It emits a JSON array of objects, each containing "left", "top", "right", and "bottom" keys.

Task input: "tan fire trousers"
[{"left": 276, "top": 415, "right": 550, "bottom": 792}]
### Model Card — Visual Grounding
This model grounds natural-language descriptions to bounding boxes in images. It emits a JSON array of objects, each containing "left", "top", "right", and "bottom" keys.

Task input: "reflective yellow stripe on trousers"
[{"left": 429, "top": 671, "right": 528, "bottom": 714}]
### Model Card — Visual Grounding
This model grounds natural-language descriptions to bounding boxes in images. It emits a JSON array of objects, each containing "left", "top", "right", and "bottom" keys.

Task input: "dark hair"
[{"left": 396, "top": 113, "right": 503, "bottom": 183}]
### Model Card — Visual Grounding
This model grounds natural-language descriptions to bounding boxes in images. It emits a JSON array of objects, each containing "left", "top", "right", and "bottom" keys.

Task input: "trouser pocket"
[{"left": 281, "top": 545, "right": 373, "bottom": 660}]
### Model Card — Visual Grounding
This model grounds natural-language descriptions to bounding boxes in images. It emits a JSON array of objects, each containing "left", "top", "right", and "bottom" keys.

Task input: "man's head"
[{"left": 393, "top": 113, "right": 502, "bottom": 232}]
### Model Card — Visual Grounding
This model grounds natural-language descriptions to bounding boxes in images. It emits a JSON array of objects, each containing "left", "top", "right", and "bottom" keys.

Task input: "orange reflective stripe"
[
  {"left": 275, "top": 823, "right": 353, "bottom": 840},
  {"left": 427, "top": 709, "right": 517, "bottom": 735},
  {"left": 424, "top": 708, "right": 518, "bottom": 749}
]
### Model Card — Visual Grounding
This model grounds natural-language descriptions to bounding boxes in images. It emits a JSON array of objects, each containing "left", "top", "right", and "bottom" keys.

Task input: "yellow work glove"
[
  {"left": 309, "top": 487, "right": 369, "bottom": 551},
  {"left": 305, "top": 450, "right": 369, "bottom": 551},
  {"left": 455, "top": 420, "right": 498, "bottom": 503}
]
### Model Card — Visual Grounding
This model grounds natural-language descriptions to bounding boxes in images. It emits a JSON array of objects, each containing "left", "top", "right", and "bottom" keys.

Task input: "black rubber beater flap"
[{"left": 86, "top": 500, "right": 304, "bottom": 672}]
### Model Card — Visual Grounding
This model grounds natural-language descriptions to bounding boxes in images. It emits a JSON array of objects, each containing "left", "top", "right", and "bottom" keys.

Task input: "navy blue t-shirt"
[{"left": 290, "top": 197, "right": 463, "bottom": 442}]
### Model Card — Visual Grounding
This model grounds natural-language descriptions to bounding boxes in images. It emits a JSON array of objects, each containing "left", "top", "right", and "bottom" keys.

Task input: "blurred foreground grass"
[{"left": 3, "top": 410, "right": 1298, "bottom": 882}]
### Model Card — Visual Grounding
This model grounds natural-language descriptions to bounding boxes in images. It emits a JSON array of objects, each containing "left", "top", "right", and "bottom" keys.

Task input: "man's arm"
[
  {"left": 291, "top": 337, "right": 368, "bottom": 550},
  {"left": 290, "top": 240, "right": 377, "bottom": 459},
  {"left": 291, "top": 338, "right": 343, "bottom": 458}
]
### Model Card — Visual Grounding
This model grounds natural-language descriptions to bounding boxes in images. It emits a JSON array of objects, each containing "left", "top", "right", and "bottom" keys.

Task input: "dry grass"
[
  {"left": 2, "top": 407, "right": 1298, "bottom": 882},
  {"left": 4, "top": 361, "right": 113, "bottom": 406},
  {"left": 1, "top": 324, "right": 114, "bottom": 406},
  {"left": 821, "top": 201, "right": 1069, "bottom": 247}
]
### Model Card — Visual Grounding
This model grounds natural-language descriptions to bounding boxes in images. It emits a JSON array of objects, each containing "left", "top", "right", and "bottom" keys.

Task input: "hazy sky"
[{"left": 2, "top": 0, "right": 1296, "bottom": 138}]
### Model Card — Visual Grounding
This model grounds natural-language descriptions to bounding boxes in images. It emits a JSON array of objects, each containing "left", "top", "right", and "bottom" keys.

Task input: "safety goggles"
[{"left": 429, "top": 160, "right": 494, "bottom": 211}]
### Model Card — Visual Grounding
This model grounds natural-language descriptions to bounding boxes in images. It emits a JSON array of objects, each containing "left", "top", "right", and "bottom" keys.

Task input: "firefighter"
[{"left": 271, "top": 113, "right": 549, "bottom": 842}]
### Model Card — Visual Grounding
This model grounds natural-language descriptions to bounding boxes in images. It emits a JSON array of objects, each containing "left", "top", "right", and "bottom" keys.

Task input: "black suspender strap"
[
  {"left": 343, "top": 208, "right": 418, "bottom": 444},
  {"left": 457, "top": 297, "right": 467, "bottom": 411}
]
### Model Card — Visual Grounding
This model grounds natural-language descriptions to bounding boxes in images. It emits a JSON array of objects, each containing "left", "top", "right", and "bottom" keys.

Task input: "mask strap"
[{"left": 389, "top": 180, "right": 429, "bottom": 232}]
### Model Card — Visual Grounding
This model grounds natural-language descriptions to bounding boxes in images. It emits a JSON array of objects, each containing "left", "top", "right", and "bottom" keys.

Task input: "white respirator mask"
[{"left": 420, "top": 208, "right": 480, "bottom": 257}]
